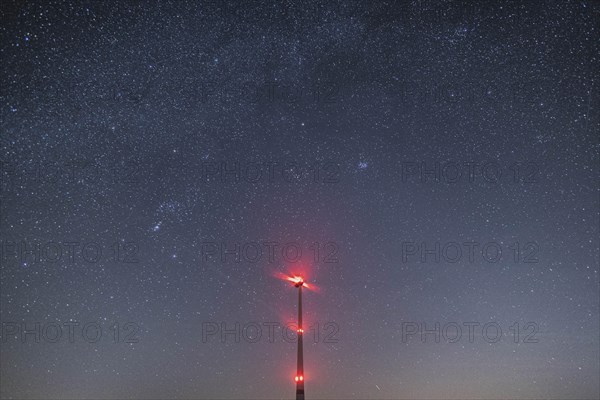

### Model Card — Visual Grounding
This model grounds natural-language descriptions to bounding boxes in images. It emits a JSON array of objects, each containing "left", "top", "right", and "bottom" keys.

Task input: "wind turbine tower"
[{"left": 291, "top": 276, "right": 307, "bottom": 400}]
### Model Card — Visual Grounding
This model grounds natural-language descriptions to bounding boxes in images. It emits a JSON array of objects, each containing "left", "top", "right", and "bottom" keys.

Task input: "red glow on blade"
[
  {"left": 302, "top": 281, "right": 320, "bottom": 292},
  {"left": 285, "top": 274, "right": 305, "bottom": 286},
  {"left": 273, "top": 271, "right": 320, "bottom": 291}
]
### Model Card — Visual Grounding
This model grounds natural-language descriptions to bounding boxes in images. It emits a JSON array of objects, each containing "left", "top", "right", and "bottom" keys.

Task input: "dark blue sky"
[{"left": 1, "top": 1, "right": 599, "bottom": 399}]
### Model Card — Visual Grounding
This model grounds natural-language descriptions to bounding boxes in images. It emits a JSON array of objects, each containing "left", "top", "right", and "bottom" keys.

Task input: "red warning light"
[
  {"left": 274, "top": 271, "right": 319, "bottom": 292},
  {"left": 290, "top": 276, "right": 306, "bottom": 287}
]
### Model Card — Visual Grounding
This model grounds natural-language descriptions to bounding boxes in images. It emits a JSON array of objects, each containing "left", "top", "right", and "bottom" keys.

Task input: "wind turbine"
[
  {"left": 275, "top": 271, "right": 318, "bottom": 399},
  {"left": 291, "top": 275, "right": 307, "bottom": 400}
]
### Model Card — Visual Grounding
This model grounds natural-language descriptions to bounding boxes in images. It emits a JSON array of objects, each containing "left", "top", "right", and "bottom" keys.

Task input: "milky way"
[{"left": 1, "top": 1, "right": 599, "bottom": 399}]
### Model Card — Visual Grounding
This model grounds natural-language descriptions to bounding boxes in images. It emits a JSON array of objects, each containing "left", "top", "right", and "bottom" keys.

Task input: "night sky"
[{"left": 1, "top": 0, "right": 599, "bottom": 399}]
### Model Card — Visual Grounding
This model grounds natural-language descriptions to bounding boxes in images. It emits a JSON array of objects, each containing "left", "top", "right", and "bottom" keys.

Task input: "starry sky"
[{"left": 1, "top": 0, "right": 599, "bottom": 399}]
